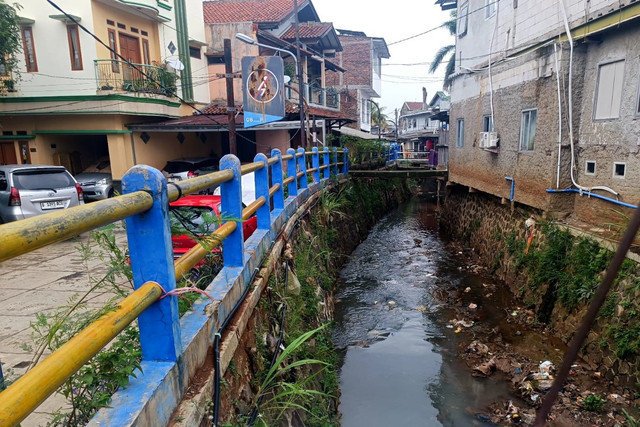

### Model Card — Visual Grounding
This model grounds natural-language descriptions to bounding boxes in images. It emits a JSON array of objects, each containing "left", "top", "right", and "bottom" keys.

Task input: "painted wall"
[
  {"left": 131, "top": 131, "right": 222, "bottom": 172},
  {"left": 186, "top": 0, "right": 210, "bottom": 104},
  {"left": 12, "top": 0, "right": 97, "bottom": 96}
]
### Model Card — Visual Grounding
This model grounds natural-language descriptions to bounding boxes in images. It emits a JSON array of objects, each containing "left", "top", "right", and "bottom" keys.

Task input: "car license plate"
[{"left": 41, "top": 201, "right": 65, "bottom": 210}]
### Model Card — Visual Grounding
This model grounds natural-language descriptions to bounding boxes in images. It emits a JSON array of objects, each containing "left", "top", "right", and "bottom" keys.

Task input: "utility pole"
[
  {"left": 224, "top": 38, "right": 237, "bottom": 155},
  {"left": 395, "top": 108, "right": 399, "bottom": 142},
  {"left": 293, "top": 0, "right": 306, "bottom": 148}
]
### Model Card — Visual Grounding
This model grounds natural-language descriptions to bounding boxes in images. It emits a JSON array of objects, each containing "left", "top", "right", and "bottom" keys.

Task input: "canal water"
[{"left": 334, "top": 196, "right": 518, "bottom": 426}]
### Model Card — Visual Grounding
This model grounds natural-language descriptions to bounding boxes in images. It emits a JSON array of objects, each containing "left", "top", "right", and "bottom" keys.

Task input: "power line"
[{"left": 388, "top": 0, "right": 499, "bottom": 46}]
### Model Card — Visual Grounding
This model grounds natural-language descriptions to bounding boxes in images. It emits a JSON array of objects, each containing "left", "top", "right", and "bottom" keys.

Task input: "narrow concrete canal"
[{"left": 334, "top": 196, "right": 521, "bottom": 426}]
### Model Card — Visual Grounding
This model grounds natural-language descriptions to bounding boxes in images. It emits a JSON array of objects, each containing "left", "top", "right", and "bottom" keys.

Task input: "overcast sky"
[{"left": 313, "top": 0, "right": 454, "bottom": 116}]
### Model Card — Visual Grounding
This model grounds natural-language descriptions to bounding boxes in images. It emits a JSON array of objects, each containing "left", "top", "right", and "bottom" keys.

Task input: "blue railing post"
[
  {"left": 271, "top": 149, "right": 285, "bottom": 210},
  {"left": 312, "top": 147, "right": 320, "bottom": 183},
  {"left": 343, "top": 148, "right": 349, "bottom": 174},
  {"left": 122, "top": 165, "right": 181, "bottom": 362},
  {"left": 297, "top": 147, "right": 308, "bottom": 190},
  {"left": 254, "top": 153, "right": 270, "bottom": 230},
  {"left": 219, "top": 155, "right": 244, "bottom": 267},
  {"left": 286, "top": 148, "right": 298, "bottom": 197},
  {"left": 323, "top": 147, "right": 330, "bottom": 180},
  {"left": 332, "top": 147, "right": 338, "bottom": 176}
]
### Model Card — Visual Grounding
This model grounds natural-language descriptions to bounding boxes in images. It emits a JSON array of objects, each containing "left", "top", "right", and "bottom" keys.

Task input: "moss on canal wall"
[
  {"left": 211, "top": 178, "right": 412, "bottom": 425},
  {"left": 441, "top": 185, "right": 640, "bottom": 390}
]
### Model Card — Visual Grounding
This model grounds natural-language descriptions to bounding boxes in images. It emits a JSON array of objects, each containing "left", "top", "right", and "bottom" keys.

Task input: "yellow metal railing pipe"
[
  {"left": 283, "top": 176, "right": 294, "bottom": 186},
  {"left": 240, "top": 162, "right": 265, "bottom": 175},
  {"left": 0, "top": 191, "right": 153, "bottom": 263},
  {"left": 296, "top": 171, "right": 304, "bottom": 179},
  {"left": 267, "top": 157, "right": 279, "bottom": 165},
  {"left": 282, "top": 154, "right": 294, "bottom": 161},
  {"left": 319, "top": 165, "right": 329, "bottom": 170},
  {"left": 269, "top": 183, "right": 280, "bottom": 198},
  {"left": 167, "top": 169, "right": 234, "bottom": 202},
  {"left": 243, "top": 197, "right": 266, "bottom": 221},
  {"left": 0, "top": 281, "right": 163, "bottom": 427},
  {"left": 307, "top": 167, "right": 318, "bottom": 174},
  {"left": 174, "top": 222, "right": 236, "bottom": 278}
]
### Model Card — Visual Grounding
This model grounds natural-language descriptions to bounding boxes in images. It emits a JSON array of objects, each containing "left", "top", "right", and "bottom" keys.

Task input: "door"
[
  {"left": 119, "top": 34, "right": 142, "bottom": 88},
  {"left": 0, "top": 143, "right": 17, "bottom": 165}
]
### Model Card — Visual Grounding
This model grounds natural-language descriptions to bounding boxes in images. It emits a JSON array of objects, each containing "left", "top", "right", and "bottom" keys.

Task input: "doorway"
[
  {"left": 119, "top": 34, "right": 142, "bottom": 85},
  {"left": 0, "top": 143, "right": 17, "bottom": 165}
]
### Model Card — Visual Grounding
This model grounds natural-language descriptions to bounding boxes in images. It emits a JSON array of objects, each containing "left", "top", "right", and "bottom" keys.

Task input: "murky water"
[{"left": 334, "top": 197, "right": 519, "bottom": 426}]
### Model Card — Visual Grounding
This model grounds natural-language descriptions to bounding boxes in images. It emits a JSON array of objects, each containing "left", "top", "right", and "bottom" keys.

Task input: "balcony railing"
[
  {"left": 94, "top": 60, "right": 177, "bottom": 96},
  {"left": 286, "top": 83, "right": 340, "bottom": 110}
]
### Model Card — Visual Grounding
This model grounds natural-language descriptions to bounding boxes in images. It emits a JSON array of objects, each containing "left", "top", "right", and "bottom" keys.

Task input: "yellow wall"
[
  {"left": 91, "top": 1, "right": 162, "bottom": 64},
  {"left": 131, "top": 131, "right": 222, "bottom": 172}
]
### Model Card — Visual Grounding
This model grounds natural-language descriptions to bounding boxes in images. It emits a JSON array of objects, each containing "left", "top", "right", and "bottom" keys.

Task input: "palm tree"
[
  {"left": 428, "top": 11, "right": 456, "bottom": 90},
  {"left": 371, "top": 103, "right": 388, "bottom": 130}
]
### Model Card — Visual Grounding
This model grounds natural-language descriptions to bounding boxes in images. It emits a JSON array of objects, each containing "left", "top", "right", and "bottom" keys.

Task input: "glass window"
[
  {"left": 485, "top": 0, "right": 496, "bottom": 19},
  {"left": 458, "top": 3, "right": 468, "bottom": 36},
  {"left": 519, "top": 109, "right": 537, "bottom": 151},
  {"left": 482, "top": 115, "right": 493, "bottom": 132},
  {"left": 67, "top": 25, "right": 83, "bottom": 70},
  {"left": 189, "top": 46, "right": 201, "bottom": 59},
  {"left": 594, "top": 60, "right": 624, "bottom": 120},
  {"left": 108, "top": 29, "right": 119, "bottom": 72},
  {"left": 21, "top": 26, "right": 38, "bottom": 72},
  {"left": 456, "top": 119, "right": 464, "bottom": 148},
  {"left": 142, "top": 39, "right": 150, "bottom": 65}
]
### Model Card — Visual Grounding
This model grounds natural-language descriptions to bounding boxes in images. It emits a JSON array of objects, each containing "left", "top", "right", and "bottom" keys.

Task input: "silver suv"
[{"left": 0, "top": 165, "right": 84, "bottom": 223}]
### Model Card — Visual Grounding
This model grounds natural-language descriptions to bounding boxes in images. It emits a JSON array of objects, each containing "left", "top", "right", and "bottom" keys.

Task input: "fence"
[
  {"left": 0, "top": 147, "right": 348, "bottom": 427},
  {"left": 94, "top": 59, "right": 177, "bottom": 96}
]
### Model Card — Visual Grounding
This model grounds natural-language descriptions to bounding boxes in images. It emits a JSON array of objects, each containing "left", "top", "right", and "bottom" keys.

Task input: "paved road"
[{"left": 0, "top": 224, "right": 128, "bottom": 426}]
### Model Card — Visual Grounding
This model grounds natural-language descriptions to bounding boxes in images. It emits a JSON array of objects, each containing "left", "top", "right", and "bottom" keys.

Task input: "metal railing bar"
[
  {"left": 173, "top": 222, "right": 236, "bottom": 278},
  {"left": 267, "top": 157, "right": 279, "bottom": 165},
  {"left": 269, "top": 183, "right": 280, "bottom": 198},
  {"left": 281, "top": 154, "right": 294, "bottom": 161},
  {"left": 0, "top": 281, "right": 163, "bottom": 427},
  {"left": 319, "top": 165, "right": 329, "bottom": 170},
  {"left": 240, "top": 162, "right": 265, "bottom": 175},
  {"left": 167, "top": 170, "right": 234, "bottom": 202},
  {"left": 296, "top": 171, "right": 304, "bottom": 179},
  {"left": 0, "top": 191, "right": 153, "bottom": 263},
  {"left": 283, "top": 176, "right": 295, "bottom": 186},
  {"left": 307, "top": 167, "right": 318, "bottom": 174},
  {"left": 243, "top": 197, "right": 266, "bottom": 221}
]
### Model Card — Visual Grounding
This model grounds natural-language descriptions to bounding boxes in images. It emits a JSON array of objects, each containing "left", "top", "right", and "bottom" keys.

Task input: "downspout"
[
  {"left": 488, "top": 0, "right": 500, "bottom": 130},
  {"left": 505, "top": 176, "right": 515, "bottom": 201},
  {"left": 554, "top": 43, "right": 562, "bottom": 189},
  {"left": 174, "top": 0, "right": 193, "bottom": 101}
]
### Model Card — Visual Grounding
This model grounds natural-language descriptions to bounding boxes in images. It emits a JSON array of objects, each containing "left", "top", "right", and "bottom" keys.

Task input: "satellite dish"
[
  {"left": 166, "top": 57, "right": 185, "bottom": 71},
  {"left": 283, "top": 75, "right": 291, "bottom": 84}
]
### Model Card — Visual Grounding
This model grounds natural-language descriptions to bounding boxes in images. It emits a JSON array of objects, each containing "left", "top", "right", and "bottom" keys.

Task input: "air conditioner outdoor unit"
[
  {"left": 479, "top": 132, "right": 489, "bottom": 148},
  {"left": 486, "top": 131, "right": 499, "bottom": 148}
]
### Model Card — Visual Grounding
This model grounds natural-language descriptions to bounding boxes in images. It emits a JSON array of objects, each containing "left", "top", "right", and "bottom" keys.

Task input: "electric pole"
[{"left": 293, "top": 0, "right": 306, "bottom": 148}]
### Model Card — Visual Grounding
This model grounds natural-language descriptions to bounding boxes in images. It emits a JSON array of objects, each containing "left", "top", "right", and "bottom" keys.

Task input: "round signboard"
[{"left": 246, "top": 67, "right": 279, "bottom": 103}]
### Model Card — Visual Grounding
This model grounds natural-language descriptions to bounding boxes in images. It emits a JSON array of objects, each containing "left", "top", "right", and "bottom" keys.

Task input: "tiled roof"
[
  {"left": 281, "top": 22, "right": 333, "bottom": 40},
  {"left": 203, "top": 0, "right": 306, "bottom": 24},
  {"left": 404, "top": 102, "right": 423, "bottom": 111}
]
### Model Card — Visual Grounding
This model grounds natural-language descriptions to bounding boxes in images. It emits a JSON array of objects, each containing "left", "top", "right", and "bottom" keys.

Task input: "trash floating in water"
[
  {"left": 511, "top": 311, "right": 519, "bottom": 316},
  {"left": 468, "top": 303, "right": 478, "bottom": 310},
  {"left": 387, "top": 300, "right": 396, "bottom": 308},
  {"left": 415, "top": 305, "right": 429, "bottom": 313}
]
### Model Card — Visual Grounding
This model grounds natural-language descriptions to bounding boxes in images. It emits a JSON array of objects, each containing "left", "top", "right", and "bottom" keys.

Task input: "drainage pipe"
[
  {"left": 505, "top": 176, "right": 515, "bottom": 201},
  {"left": 553, "top": 42, "right": 562, "bottom": 189},
  {"left": 546, "top": 188, "right": 637, "bottom": 209}
]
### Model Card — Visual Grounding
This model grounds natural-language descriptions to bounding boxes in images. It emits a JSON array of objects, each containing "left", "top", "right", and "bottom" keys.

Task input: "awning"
[{"left": 335, "top": 126, "right": 381, "bottom": 140}]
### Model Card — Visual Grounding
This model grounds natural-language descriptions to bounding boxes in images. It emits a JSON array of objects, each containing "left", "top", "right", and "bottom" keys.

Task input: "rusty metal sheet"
[{"left": 241, "top": 56, "right": 285, "bottom": 128}]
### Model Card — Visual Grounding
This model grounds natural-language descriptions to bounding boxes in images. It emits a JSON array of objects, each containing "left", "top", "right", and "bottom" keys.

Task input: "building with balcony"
[
  {"left": 0, "top": 0, "right": 211, "bottom": 181},
  {"left": 325, "top": 29, "right": 390, "bottom": 134},
  {"left": 200, "top": 0, "right": 351, "bottom": 149},
  {"left": 398, "top": 90, "right": 449, "bottom": 161},
  {"left": 439, "top": 0, "right": 640, "bottom": 225}
]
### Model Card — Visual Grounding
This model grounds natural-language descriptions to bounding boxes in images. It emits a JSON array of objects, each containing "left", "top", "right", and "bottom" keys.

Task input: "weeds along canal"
[{"left": 333, "top": 196, "right": 525, "bottom": 426}]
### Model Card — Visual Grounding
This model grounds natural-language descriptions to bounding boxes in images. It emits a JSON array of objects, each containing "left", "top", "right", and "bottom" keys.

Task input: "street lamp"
[{"left": 234, "top": 33, "right": 298, "bottom": 75}]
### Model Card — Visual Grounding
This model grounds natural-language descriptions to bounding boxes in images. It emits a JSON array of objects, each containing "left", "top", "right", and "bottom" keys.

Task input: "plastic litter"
[
  {"left": 464, "top": 287, "right": 472, "bottom": 293},
  {"left": 473, "top": 359, "right": 496, "bottom": 377},
  {"left": 468, "top": 303, "right": 478, "bottom": 310}
]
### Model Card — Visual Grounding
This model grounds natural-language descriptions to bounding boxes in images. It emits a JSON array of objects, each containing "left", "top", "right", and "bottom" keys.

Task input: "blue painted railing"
[{"left": 0, "top": 146, "right": 348, "bottom": 427}]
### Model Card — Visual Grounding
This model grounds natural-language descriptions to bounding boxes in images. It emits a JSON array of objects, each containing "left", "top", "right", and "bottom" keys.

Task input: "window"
[
  {"left": 482, "top": 115, "right": 493, "bottom": 132},
  {"left": 131, "top": 27, "right": 139, "bottom": 34},
  {"left": 585, "top": 161, "right": 596, "bottom": 175},
  {"left": 485, "top": 0, "right": 496, "bottom": 19},
  {"left": 67, "top": 25, "right": 83, "bottom": 70},
  {"left": 594, "top": 60, "right": 624, "bottom": 120},
  {"left": 189, "top": 46, "right": 201, "bottom": 59},
  {"left": 142, "top": 40, "right": 150, "bottom": 65},
  {"left": 458, "top": 3, "right": 468, "bottom": 37},
  {"left": 456, "top": 119, "right": 464, "bottom": 148},
  {"left": 141, "top": 30, "right": 148, "bottom": 37},
  {"left": 117, "top": 23, "right": 126, "bottom": 29},
  {"left": 519, "top": 109, "right": 537, "bottom": 151},
  {"left": 106, "top": 19, "right": 115, "bottom": 26},
  {"left": 21, "top": 26, "right": 38, "bottom": 72},
  {"left": 613, "top": 162, "right": 626, "bottom": 178},
  {"left": 108, "top": 29, "right": 119, "bottom": 72}
]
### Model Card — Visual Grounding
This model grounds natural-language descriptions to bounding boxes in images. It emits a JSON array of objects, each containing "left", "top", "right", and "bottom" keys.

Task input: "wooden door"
[
  {"left": 119, "top": 34, "right": 142, "bottom": 86},
  {"left": 0, "top": 143, "right": 18, "bottom": 165}
]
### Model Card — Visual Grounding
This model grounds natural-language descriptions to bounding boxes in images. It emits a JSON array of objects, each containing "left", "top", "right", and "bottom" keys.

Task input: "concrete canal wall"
[{"left": 441, "top": 185, "right": 640, "bottom": 388}]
